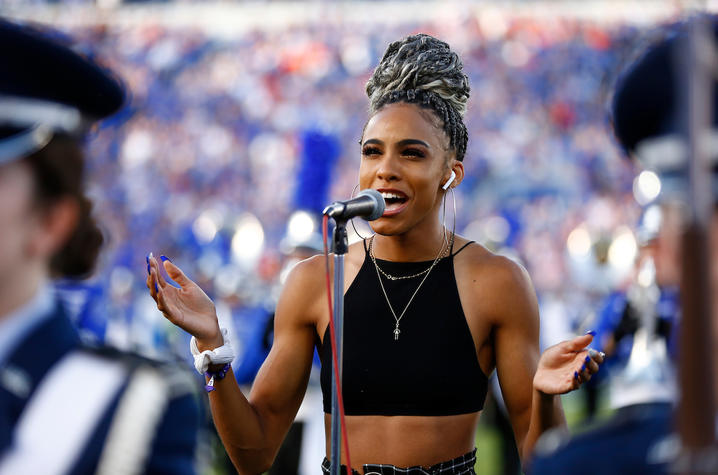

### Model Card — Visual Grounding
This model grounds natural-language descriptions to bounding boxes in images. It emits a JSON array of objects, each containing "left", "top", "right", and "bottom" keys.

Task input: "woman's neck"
[{"left": 371, "top": 221, "right": 448, "bottom": 262}]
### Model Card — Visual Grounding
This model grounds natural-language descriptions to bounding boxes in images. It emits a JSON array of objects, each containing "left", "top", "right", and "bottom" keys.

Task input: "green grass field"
[{"left": 474, "top": 388, "right": 613, "bottom": 474}]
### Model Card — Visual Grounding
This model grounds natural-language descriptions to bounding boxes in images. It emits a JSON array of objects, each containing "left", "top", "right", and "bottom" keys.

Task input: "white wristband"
[{"left": 190, "top": 328, "right": 235, "bottom": 374}]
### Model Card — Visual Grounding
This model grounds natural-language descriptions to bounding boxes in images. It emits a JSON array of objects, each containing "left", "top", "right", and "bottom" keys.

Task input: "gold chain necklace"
[
  {"left": 369, "top": 234, "right": 449, "bottom": 340},
  {"left": 369, "top": 232, "right": 451, "bottom": 280}
]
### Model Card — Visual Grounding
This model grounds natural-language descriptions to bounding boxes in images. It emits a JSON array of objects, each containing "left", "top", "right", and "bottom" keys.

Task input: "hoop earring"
[
  {"left": 349, "top": 184, "right": 373, "bottom": 241},
  {"left": 450, "top": 187, "right": 457, "bottom": 241},
  {"left": 441, "top": 190, "right": 448, "bottom": 244},
  {"left": 440, "top": 187, "right": 456, "bottom": 250},
  {"left": 441, "top": 187, "right": 457, "bottom": 253}
]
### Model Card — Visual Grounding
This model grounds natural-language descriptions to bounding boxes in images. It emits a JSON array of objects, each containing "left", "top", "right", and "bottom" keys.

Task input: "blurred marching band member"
[
  {"left": 148, "top": 33, "right": 604, "bottom": 474},
  {"left": 584, "top": 205, "right": 680, "bottom": 418},
  {"left": 596, "top": 205, "right": 680, "bottom": 366},
  {"left": 531, "top": 16, "right": 718, "bottom": 474},
  {"left": 0, "top": 20, "right": 200, "bottom": 474}
]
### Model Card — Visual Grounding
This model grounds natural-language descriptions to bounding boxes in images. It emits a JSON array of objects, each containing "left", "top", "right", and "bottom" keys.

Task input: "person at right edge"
[
  {"left": 530, "top": 16, "right": 718, "bottom": 475},
  {"left": 0, "top": 20, "right": 200, "bottom": 474}
]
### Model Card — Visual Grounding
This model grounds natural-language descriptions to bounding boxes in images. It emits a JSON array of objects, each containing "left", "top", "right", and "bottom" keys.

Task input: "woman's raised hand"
[
  {"left": 146, "top": 254, "right": 223, "bottom": 350},
  {"left": 533, "top": 332, "right": 605, "bottom": 395}
]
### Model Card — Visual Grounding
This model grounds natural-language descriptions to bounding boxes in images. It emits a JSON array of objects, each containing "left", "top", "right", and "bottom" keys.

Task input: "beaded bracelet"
[{"left": 204, "top": 363, "right": 231, "bottom": 393}]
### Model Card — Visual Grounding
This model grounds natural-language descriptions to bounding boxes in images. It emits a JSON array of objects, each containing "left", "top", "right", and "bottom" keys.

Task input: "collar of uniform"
[
  {"left": 0, "top": 283, "right": 55, "bottom": 367},
  {"left": 0, "top": 299, "right": 80, "bottom": 409}
]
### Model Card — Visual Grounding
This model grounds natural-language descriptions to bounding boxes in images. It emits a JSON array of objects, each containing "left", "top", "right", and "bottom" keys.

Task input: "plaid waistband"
[{"left": 321, "top": 449, "right": 476, "bottom": 475}]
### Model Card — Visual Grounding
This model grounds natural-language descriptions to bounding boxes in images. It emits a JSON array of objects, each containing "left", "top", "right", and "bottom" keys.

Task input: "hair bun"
[{"left": 366, "top": 34, "right": 470, "bottom": 117}]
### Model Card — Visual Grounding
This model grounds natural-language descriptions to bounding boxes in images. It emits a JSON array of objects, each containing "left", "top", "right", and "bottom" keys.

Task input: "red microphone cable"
[{"left": 322, "top": 214, "right": 353, "bottom": 473}]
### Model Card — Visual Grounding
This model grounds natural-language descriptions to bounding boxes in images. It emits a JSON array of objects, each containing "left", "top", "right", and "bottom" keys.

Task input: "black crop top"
[{"left": 319, "top": 240, "right": 489, "bottom": 416}]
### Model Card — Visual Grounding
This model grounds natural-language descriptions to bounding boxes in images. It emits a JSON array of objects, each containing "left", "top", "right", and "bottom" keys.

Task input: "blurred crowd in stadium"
[{"left": 49, "top": 13, "right": 645, "bottom": 365}]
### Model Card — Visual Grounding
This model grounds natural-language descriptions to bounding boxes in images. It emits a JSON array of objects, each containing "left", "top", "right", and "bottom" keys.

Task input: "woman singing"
[{"left": 147, "top": 34, "right": 603, "bottom": 474}]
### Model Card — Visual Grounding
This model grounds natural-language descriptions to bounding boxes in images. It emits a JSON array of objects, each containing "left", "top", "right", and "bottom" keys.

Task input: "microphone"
[{"left": 323, "top": 189, "right": 385, "bottom": 221}]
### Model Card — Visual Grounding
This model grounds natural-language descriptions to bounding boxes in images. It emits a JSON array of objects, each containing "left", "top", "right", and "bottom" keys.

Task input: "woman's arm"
[
  {"left": 148, "top": 256, "right": 322, "bottom": 474},
  {"left": 489, "top": 258, "right": 602, "bottom": 461},
  {"left": 488, "top": 258, "right": 556, "bottom": 460}
]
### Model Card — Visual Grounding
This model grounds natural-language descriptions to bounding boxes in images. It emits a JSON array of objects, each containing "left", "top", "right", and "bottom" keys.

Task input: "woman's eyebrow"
[
  {"left": 362, "top": 138, "right": 383, "bottom": 147},
  {"left": 361, "top": 138, "right": 430, "bottom": 148},
  {"left": 398, "top": 139, "right": 430, "bottom": 148}
]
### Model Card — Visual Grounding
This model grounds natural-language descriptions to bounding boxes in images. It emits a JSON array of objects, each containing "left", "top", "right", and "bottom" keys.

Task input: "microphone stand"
[
  {"left": 322, "top": 190, "right": 383, "bottom": 474},
  {"left": 330, "top": 218, "right": 348, "bottom": 475}
]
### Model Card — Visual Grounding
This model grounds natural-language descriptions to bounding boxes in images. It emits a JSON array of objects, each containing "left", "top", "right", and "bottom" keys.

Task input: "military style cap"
[
  {"left": 612, "top": 17, "right": 718, "bottom": 200},
  {"left": 0, "top": 19, "right": 125, "bottom": 164}
]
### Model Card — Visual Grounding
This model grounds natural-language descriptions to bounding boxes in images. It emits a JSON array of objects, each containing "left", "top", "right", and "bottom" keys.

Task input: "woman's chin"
[{"left": 368, "top": 219, "right": 410, "bottom": 237}]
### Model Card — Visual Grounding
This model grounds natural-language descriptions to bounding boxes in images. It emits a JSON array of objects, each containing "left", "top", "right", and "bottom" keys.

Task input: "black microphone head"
[{"left": 358, "top": 188, "right": 385, "bottom": 221}]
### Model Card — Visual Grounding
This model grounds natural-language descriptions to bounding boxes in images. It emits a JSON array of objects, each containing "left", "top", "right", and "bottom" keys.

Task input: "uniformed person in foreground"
[
  {"left": 0, "top": 19, "right": 200, "bottom": 474},
  {"left": 530, "top": 17, "right": 718, "bottom": 475}
]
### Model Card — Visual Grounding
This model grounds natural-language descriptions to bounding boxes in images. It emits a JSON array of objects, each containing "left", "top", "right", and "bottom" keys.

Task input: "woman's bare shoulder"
[
  {"left": 452, "top": 237, "right": 535, "bottom": 311},
  {"left": 454, "top": 237, "right": 525, "bottom": 277},
  {"left": 282, "top": 239, "right": 367, "bottom": 293},
  {"left": 277, "top": 240, "right": 366, "bottom": 329},
  {"left": 277, "top": 255, "right": 325, "bottom": 310}
]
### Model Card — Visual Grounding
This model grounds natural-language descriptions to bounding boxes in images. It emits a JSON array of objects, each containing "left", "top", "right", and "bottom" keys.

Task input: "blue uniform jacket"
[
  {"left": 529, "top": 403, "right": 675, "bottom": 474},
  {"left": 0, "top": 303, "right": 200, "bottom": 474}
]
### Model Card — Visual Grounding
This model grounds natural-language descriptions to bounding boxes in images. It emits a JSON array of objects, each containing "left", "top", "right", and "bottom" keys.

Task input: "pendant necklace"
[{"left": 369, "top": 234, "right": 449, "bottom": 340}]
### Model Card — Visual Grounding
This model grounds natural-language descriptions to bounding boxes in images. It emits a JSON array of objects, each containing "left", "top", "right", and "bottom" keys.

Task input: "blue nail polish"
[
  {"left": 160, "top": 255, "right": 171, "bottom": 262},
  {"left": 585, "top": 355, "right": 591, "bottom": 363},
  {"left": 146, "top": 254, "right": 149, "bottom": 264},
  {"left": 155, "top": 282, "right": 159, "bottom": 293},
  {"left": 574, "top": 371, "right": 578, "bottom": 379},
  {"left": 581, "top": 364, "right": 586, "bottom": 372},
  {"left": 585, "top": 330, "right": 596, "bottom": 336}
]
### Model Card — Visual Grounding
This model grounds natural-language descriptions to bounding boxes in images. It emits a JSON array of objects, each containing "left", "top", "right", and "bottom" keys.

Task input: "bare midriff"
[{"left": 323, "top": 411, "right": 480, "bottom": 469}]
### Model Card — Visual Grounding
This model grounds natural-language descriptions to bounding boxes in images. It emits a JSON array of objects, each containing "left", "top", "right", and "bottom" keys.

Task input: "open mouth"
[{"left": 379, "top": 190, "right": 409, "bottom": 214}]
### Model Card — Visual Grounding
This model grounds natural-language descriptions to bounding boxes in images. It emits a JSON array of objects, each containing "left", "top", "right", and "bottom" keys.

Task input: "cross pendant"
[{"left": 393, "top": 327, "right": 400, "bottom": 340}]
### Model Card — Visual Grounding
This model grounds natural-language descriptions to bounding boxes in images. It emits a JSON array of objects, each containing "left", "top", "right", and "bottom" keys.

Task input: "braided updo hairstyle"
[{"left": 366, "top": 34, "right": 470, "bottom": 161}]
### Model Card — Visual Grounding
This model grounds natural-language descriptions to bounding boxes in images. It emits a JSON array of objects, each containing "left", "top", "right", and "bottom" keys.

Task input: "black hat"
[
  {"left": 612, "top": 31, "right": 685, "bottom": 154},
  {"left": 0, "top": 19, "right": 125, "bottom": 164},
  {"left": 612, "top": 17, "right": 718, "bottom": 200}
]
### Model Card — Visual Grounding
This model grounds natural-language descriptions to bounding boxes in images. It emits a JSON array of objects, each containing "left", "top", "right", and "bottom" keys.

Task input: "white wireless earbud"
[{"left": 442, "top": 170, "right": 456, "bottom": 190}]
